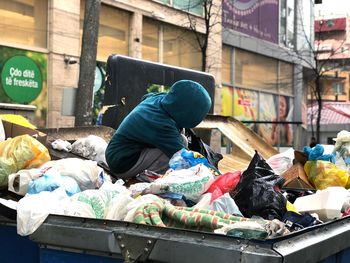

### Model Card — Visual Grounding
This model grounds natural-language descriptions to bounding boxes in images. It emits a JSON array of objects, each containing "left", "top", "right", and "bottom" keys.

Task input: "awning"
[{"left": 308, "top": 102, "right": 350, "bottom": 125}]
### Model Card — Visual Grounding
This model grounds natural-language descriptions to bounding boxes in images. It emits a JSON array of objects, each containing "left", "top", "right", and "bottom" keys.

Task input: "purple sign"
[{"left": 223, "top": 0, "right": 279, "bottom": 43}]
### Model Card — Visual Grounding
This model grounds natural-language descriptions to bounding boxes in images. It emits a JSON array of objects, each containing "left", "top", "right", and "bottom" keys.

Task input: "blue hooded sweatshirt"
[{"left": 105, "top": 80, "right": 212, "bottom": 174}]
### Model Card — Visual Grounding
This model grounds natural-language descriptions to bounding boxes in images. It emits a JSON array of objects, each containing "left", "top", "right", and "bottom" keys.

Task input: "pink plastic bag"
[{"left": 205, "top": 171, "right": 241, "bottom": 202}]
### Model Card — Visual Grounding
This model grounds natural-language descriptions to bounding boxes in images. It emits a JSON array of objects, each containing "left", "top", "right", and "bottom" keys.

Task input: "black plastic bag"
[
  {"left": 230, "top": 151, "right": 287, "bottom": 220},
  {"left": 185, "top": 128, "right": 223, "bottom": 169}
]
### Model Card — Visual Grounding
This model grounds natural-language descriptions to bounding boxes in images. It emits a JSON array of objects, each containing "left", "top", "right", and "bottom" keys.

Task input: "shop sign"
[{"left": 1, "top": 55, "right": 42, "bottom": 103}]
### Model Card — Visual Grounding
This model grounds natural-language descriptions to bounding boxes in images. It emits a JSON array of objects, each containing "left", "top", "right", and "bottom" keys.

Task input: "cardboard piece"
[
  {"left": 293, "top": 150, "right": 308, "bottom": 165},
  {"left": 1, "top": 120, "right": 47, "bottom": 145},
  {"left": 282, "top": 162, "right": 315, "bottom": 190}
]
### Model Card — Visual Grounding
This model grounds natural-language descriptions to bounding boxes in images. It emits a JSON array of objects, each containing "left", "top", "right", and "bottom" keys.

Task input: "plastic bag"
[
  {"left": 150, "top": 164, "right": 215, "bottom": 202},
  {"left": 333, "top": 131, "right": 350, "bottom": 171},
  {"left": 185, "top": 128, "right": 223, "bottom": 169},
  {"left": 51, "top": 139, "right": 72, "bottom": 152},
  {"left": 205, "top": 171, "right": 241, "bottom": 202},
  {"left": 40, "top": 158, "right": 110, "bottom": 190},
  {"left": 71, "top": 135, "right": 108, "bottom": 164},
  {"left": 105, "top": 193, "right": 134, "bottom": 221},
  {"left": 266, "top": 148, "right": 294, "bottom": 175},
  {"left": 231, "top": 152, "right": 287, "bottom": 220},
  {"left": 8, "top": 168, "right": 44, "bottom": 196},
  {"left": 17, "top": 187, "right": 69, "bottom": 236},
  {"left": 169, "top": 148, "right": 211, "bottom": 170},
  {"left": 210, "top": 193, "right": 243, "bottom": 216},
  {"left": 27, "top": 168, "right": 81, "bottom": 196},
  {"left": 304, "top": 160, "right": 350, "bottom": 190},
  {"left": 303, "top": 144, "right": 335, "bottom": 163},
  {"left": 66, "top": 187, "right": 121, "bottom": 219},
  {"left": 0, "top": 134, "right": 51, "bottom": 188}
]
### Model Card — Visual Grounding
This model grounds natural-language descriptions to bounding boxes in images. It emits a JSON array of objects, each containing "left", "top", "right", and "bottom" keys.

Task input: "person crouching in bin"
[{"left": 105, "top": 80, "right": 212, "bottom": 180}]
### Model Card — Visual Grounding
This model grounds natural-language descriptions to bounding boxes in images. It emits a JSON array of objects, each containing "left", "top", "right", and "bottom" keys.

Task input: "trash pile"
[{"left": 2, "top": 118, "right": 350, "bottom": 242}]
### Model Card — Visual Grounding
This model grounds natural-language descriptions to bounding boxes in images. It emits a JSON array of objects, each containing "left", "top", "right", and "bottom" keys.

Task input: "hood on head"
[{"left": 161, "top": 80, "right": 212, "bottom": 128}]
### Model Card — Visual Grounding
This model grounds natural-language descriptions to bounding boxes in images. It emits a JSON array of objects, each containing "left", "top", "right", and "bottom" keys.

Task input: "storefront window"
[
  {"left": 235, "top": 49, "right": 278, "bottom": 92},
  {"left": 80, "top": 2, "right": 130, "bottom": 61},
  {"left": 163, "top": 24, "right": 202, "bottom": 71},
  {"left": 142, "top": 18, "right": 159, "bottom": 62},
  {"left": 222, "top": 45, "right": 232, "bottom": 84},
  {"left": 0, "top": 0, "right": 47, "bottom": 49},
  {"left": 279, "top": 61, "right": 294, "bottom": 95}
]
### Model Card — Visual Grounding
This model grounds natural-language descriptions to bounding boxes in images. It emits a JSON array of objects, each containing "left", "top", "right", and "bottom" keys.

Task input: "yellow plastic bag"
[
  {"left": 0, "top": 134, "right": 50, "bottom": 188},
  {"left": 304, "top": 160, "right": 350, "bottom": 190}
]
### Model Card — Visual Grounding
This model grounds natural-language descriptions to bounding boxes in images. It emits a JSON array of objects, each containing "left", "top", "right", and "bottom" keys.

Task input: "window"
[
  {"left": 297, "top": 0, "right": 312, "bottom": 50},
  {"left": 222, "top": 45, "right": 232, "bottom": 84},
  {"left": 142, "top": 18, "right": 159, "bottom": 62},
  {"left": 173, "top": 0, "right": 203, "bottom": 16},
  {"left": 279, "top": 61, "right": 294, "bottom": 95},
  {"left": 235, "top": 49, "right": 278, "bottom": 92},
  {"left": 0, "top": 0, "right": 47, "bottom": 48},
  {"left": 155, "top": 0, "right": 203, "bottom": 16},
  {"left": 80, "top": 2, "right": 130, "bottom": 61},
  {"left": 142, "top": 18, "right": 202, "bottom": 71},
  {"left": 333, "top": 82, "right": 344, "bottom": 95},
  {"left": 163, "top": 24, "right": 202, "bottom": 70},
  {"left": 280, "top": 0, "right": 295, "bottom": 48}
]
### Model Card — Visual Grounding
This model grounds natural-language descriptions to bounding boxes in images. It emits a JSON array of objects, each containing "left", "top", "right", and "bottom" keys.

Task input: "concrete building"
[
  {"left": 221, "top": 0, "right": 315, "bottom": 150},
  {"left": 0, "top": 0, "right": 222, "bottom": 128},
  {"left": 0, "top": 0, "right": 316, "bottom": 150},
  {"left": 308, "top": 16, "right": 350, "bottom": 144}
]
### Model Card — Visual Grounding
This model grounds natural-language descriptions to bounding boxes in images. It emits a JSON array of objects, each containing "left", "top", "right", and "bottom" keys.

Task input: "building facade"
[
  {"left": 0, "top": 0, "right": 222, "bottom": 128},
  {"left": 221, "top": 0, "right": 315, "bottom": 149},
  {"left": 0, "top": 0, "right": 315, "bottom": 149},
  {"left": 308, "top": 16, "right": 350, "bottom": 143}
]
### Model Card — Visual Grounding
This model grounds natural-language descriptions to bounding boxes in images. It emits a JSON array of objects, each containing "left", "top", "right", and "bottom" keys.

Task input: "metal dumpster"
[{"left": 25, "top": 213, "right": 350, "bottom": 263}]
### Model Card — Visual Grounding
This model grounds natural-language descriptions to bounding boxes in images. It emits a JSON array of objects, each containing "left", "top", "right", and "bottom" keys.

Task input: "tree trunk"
[
  {"left": 315, "top": 77, "right": 322, "bottom": 143},
  {"left": 75, "top": 0, "right": 101, "bottom": 126}
]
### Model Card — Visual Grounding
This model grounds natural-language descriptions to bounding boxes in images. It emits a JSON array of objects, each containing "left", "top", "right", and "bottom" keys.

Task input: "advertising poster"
[
  {"left": 0, "top": 46, "right": 47, "bottom": 127},
  {"left": 257, "top": 94, "right": 293, "bottom": 146},
  {"left": 221, "top": 86, "right": 233, "bottom": 116},
  {"left": 257, "top": 92, "right": 277, "bottom": 145},
  {"left": 222, "top": 0, "right": 279, "bottom": 43},
  {"left": 233, "top": 88, "right": 258, "bottom": 129}
]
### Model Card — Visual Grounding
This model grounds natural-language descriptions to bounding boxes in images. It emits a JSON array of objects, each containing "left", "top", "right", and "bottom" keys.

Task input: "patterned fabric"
[{"left": 133, "top": 197, "right": 254, "bottom": 232}]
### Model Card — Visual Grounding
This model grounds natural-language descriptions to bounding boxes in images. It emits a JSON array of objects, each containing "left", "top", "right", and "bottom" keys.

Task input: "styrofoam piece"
[{"left": 293, "top": 187, "right": 348, "bottom": 222}]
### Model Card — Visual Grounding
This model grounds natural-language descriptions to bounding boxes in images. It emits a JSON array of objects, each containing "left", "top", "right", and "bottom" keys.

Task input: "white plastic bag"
[
  {"left": 210, "top": 193, "right": 243, "bottom": 216},
  {"left": 64, "top": 182, "right": 129, "bottom": 219},
  {"left": 40, "top": 158, "right": 110, "bottom": 190},
  {"left": 8, "top": 168, "right": 44, "bottom": 196},
  {"left": 105, "top": 193, "right": 134, "bottom": 221},
  {"left": 51, "top": 139, "right": 72, "bottom": 152},
  {"left": 266, "top": 148, "right": 294, "bottom": 175},
  {"left": 17, "top": 187, "right": 69, "bottom": 236},
  {"left": 71, "top": 135, "right": 108, "bottom": 164},
  {"left": 150, "top": 164, "right": 215, "bottom": 202}
]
